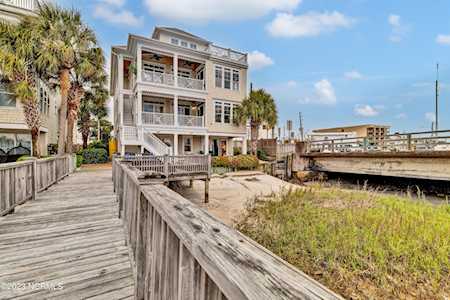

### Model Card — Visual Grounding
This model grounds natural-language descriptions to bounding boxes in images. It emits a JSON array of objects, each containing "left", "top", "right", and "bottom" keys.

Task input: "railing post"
[
  {"left": 363, "top": 138, "right": 368, "bottom": 152},
  {"left": 331, "top": 140, "right": 335, "bottom": 153},
  {"left": 164, "top": 155, "right": 169, "bottom": 179},
  {"left": 407, "top": 134, "right": 412, "bottom": 151},
  {"left": 31, "top": 159, "right": 37, "bottom": 201}
]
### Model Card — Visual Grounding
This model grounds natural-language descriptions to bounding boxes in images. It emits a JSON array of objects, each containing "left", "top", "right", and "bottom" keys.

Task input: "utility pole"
[
  {"left": 298, "top": 112, "right": 304, "bottom": 141},
  {"left": 435, "top": 63, "right": 439, "bottom": 132}
]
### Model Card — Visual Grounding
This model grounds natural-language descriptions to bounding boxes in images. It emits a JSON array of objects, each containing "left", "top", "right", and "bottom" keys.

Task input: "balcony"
[
  {"left": 142, "top": 112, "right": 204, "bottom": 128},
  {"left": 0, "top": 0, "right": 37, "bottom": 11},
  {"left": 177, "top": 76, "right": 204, "bottom": 90},
  {"left": 142, "top": 70, "right": 174, "bottom": 86}
]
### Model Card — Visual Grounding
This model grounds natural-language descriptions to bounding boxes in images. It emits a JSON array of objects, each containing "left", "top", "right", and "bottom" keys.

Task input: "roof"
[
  {"left": 152, "top": 27, "right": 210, "bottom": 44},
  {"left": 313, "top": 124, "right": 391, "bottom": 132}
]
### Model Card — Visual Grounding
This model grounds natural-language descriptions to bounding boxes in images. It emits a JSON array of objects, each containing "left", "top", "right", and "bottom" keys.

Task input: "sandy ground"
[
  {"left": 80, "top": 162, "right": 112, "bottom": 171},
  {"left": 174, "top": 171, "right": 297, "bottom": 226}
]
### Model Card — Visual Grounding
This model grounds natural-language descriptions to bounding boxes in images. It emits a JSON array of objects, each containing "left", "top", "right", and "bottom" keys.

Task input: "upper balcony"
[
  {"left": 208, "top": 45, "right": 247, "bottom": 64},
  {"left": 0, "top": 0, "right": 37, "bottom": 11},
  {"left": 138, "top": 50, "right": 206, "bottom": 92}
]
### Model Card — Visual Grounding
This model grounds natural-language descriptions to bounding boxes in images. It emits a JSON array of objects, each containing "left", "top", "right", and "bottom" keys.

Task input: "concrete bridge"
[{"left": 0, "top": 155, "right": 342, "bottom": 299}]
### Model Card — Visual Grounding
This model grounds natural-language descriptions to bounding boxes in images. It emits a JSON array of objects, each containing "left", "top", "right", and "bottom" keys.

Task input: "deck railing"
[
  {"left": 177, "top": 76, "right": 205, "bottom": 90},
  {"left": 142, "top": 112, "right": 174, "bottom": 126},
  {"left": 178, "top": 114, "right": 204, "bottom": 127},
  {"left": 308, "top": 129, "right": 450, "bottom": 153},
  {"left": 112, "top": 159, "right": 342, "bottom": 299},
  {"left": 0, "top": 0, "right": 37, "bottom": 11},
  {"left": 142, "top": 70, "right": 174, "bottom": 86},
  {"left": 0, "top": 155, "right": 75, "bottom": 216}
]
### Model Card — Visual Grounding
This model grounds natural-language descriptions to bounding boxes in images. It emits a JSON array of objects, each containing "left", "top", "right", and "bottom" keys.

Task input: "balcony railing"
[
  {"left": 178, "top": 114, "right": 204, "bottom": 127},
  {"left": 141, "top": 113, "right": 204, "bottom": 128},
  {"left": 177, "top": 76, "right": 205, "bottom": 90},
  {"left": 142, "top": 112, "right": 174, "bottom": 126},
  {"left": 0, "top": 0, "right": 37, "bottom": 11},
  {"left": 208, "top": 44, "right": 247, "bottom": 63},
  {"left": 141, "top": 70, "right": 174, "bottom": 86}
]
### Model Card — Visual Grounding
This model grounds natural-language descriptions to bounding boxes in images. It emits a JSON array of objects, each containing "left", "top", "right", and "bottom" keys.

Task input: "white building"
[{"left": 110, "top": 27, "right": 248, "bottom": 156}]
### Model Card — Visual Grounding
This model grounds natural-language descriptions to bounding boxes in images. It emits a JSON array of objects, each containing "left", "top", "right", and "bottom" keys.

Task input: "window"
[
  {"left": 177, "top": 69, "right": 192, "bottom": 78},
  {"left": 215, "top": 66, "right": 222, "bottom": 88},
  {"left": 190, "top": 43, "right": 197, "bottom": 50},
  {"left": 39, "top": 86, "right": 50, "bottom": 115},
  {"left": 183, "top": 136, "right": 192, "bottom": 153},
  {"left": 215, "top": 101, "right": 222, "bottom": 123},
  {"left": 170, "top": 38, "right": 179, "bottom": 45},
  {"left": 232, "top": 70, "right": 239, "bottom": 91},
  {"left": 232, "top": 104, "right": 239, "bottom": 124},
  {"left": 181, "top": 40, "right": 188, "bottom": 47},
  {"left": 0, "top": 82, "right": 16, "bottom": 107},
  {"left": 224, "top": 68, "right": 231, "bottom": 89},
  {"left": 143, "top": 102, "right": 164, "bottom": 113},
  {"left": 178, "top": 105, "right": 191, "bottom": 115},
  {"left": 223, "top": 103, "right": 231, "bottom": 124}
]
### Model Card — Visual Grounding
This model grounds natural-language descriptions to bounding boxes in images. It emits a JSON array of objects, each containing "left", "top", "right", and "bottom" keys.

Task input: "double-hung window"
[
  {"left": 215, "top": 66, "right": 223, "bottom": 88},
  {"left": 232, "top": 70, "right": 239, "bottom": 91},
  {"left": 0, "top": 82, "right": 16, "bottom": 107},
  {"left": 39, "top": 86, "right": 50, "bottom": 115},
  {"left": 170, "top": 38, "right": 179, "bottom": 45},
  {"left": 224, "top": 68, "right": 231, "bottom": 89},
  {"left": 214, "top": 101, "right": 222, "bottom": 123},
  {"left": 232, "top": 104, "right": 239, "bottom": 124},
  {"left": 223, "top": 103, "right": 231, "bottom": 124}
]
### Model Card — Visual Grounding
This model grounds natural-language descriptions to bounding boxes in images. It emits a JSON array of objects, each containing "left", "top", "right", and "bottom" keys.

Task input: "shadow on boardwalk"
[{"left": 0, "top": 169, "right": 134, "bottom": 299}]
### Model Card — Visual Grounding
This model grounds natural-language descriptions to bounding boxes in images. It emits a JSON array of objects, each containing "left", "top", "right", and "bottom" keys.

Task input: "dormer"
[{"left": 152, "top": 27, "right": 211, "bottom": 52}]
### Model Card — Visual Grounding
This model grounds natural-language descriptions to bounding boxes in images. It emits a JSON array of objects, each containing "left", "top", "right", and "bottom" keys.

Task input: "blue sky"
[{"left": 57, "top": 0, "right": 450, "bottom": 134}]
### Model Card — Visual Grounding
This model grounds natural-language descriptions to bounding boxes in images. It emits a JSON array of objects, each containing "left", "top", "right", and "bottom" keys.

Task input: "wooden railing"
[
  {"left": 0, "top": 155, "right": 75, "bottom": 216},
  {"left": 142, "top": 112, "right": 174, "bottom": 126},
  {"left": 0, "top": 0, "right": 37, "bottom": 11},
  {"left": 112, "top": 159, "right": 342, "bottom": 300}
]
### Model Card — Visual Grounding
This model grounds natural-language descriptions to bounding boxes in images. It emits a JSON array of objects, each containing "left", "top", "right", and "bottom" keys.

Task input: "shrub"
[
  {"left": 212, "top": 155, "right": 258, "bottom": 170},
  {"left": 257, "top": 149, "right": 268, "bottom": 161},
  {"left": 212, "top": 156, "right": 231, "bottom": 168},
  {"left": 88, "top": 140, "right": 107, "bottom": 150},
  {"left": 76, "top": 154, "right": 83, "bottom": 168},
  {"left": 233, "top": 147, "right": 241, "bottom": 156},
  {"left": 81, "top": 148, "right": 108, "bottom": 164}
]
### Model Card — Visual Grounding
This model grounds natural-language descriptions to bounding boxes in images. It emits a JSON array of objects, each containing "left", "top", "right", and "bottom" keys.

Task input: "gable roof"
[{"left": 152, "top": 27, "right": 210, "bottom": 44}]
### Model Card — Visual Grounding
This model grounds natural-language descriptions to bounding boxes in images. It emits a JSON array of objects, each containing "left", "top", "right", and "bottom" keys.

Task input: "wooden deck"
[{"left": 0, "top": 170, "right": 134, "bottom": 299}]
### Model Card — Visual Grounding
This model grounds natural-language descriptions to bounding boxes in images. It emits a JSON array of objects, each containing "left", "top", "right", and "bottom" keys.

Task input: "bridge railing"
[
  {"left": 112, "top": 158, "right": 343, "bottom": 300},
  {"left": 307, "top": 129, "right": 450, "bottom": 153},
  {"left": 0, "top": 154, "right": 76, "bottom": 216}
]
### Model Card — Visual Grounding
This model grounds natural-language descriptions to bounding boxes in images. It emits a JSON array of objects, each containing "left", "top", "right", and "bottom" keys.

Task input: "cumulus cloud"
[
  {"left": 395, "top": 113, "right": 407, "bottom": 119},
  {"left": 287, "top": 80, "right": 297, "bottom": 87},
  {"left": 354, "top": 104, "right": 381, "bottom": 117},
  {"left": 144, "top": 0, "right": 301, "bottom": 22},
  {"left": 93, "top": 5, "right": 143, "bottom": 27},
  {"left": 248, "top": 50, "right": 274, "bottom": 70},
  {"left": 99, "top": 0, "right": 125, "bottom": 6},
  {"left": 425, "top": 112, "right": 435, "bottom": 122},
  {"left": 388, "top": 14, "right": 409, "bottom": 42},
  {"left": 344, "top": 70, "right": 363, "bottom": 80},
  {"left": 266, "top": 11, "right": 355, "bottom": 38},
  {"left": 436, "top": 34, "right": 450, "bottom": 45}
]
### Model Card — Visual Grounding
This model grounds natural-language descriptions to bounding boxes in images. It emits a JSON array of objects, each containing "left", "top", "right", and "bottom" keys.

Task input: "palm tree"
[
  {"left": 235, "top": 89, "right": 278, "bottom": 155},
  {"left": 32, "top": 3, "right": 97, "bottom": 155},
  {"left": 78, "top": 87, "right": 108, "bottom": 149},
  {"left": 66, "top": 48, "right": 106, "bottom": 153},
  {"left": 0, "top": 20, "right": 42, "bottom": 157}
]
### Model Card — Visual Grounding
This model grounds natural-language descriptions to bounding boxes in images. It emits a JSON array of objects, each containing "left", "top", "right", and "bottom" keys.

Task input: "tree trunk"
[
  {"left": 97, "top": 118, "right": 101, "bottom": 140},
  {"left": 82, "top": 133, "right": 88, "bottom": 149},
  {"left": 66, "top": 87, "right": 84, "bottom": 154},
  {"left": 66, "top": 115, "right": 75, "bottom": 154},
  {"left": 31, "top": 127, "right": 40, "bottom": 158},
  {"left": 57, "top": 68, "right": 70, "bottom": 155},
  {"left": 250, "top": 121, "right": 259, "bottom": 155}
]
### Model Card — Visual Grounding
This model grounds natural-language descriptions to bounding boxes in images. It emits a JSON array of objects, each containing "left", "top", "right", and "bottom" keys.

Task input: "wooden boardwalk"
[{"left": 0, "top": 169, "right": 134, "bottom": 299}]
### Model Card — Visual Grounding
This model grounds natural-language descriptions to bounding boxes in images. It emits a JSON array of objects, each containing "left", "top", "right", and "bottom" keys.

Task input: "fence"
[
  {"left": 308, "top": 129, "right": 450, "bottom": 153},
  {"left": 0, "top": 155, "right": 75, "bottom": 216},
  {"left": 112, "top": 159, "right": 342, "bottom": 300}
]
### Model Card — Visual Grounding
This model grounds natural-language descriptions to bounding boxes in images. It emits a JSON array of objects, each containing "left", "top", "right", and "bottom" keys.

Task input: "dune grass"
[{"left": 236, "top": 187, "right": 450, "bottom": 299}]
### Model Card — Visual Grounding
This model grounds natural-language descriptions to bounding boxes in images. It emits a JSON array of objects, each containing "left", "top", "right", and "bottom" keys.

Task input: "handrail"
[
  {"left": 177, "top": 76, "right": 205, "bottom": 90},
  {"left": 112, "top": 159, "right": 342, "bottom": 299},
  {"left": 0, "top": 154, "right": 76, "bottom": 216},
  {"left": 141, "top": 70, "right": 174, "bottom": 86},
  {"left": 142, "top": 131, "right": 171, "bottom": 155},
  {"left": 178, "top": 114, "right": 204, "bottom": 127},
  {"left": 142, "top": 112, "right": 174, "bottom": 126}
]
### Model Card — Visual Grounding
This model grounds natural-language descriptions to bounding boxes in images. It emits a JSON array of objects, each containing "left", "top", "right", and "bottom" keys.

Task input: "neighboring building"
[
  {"left": 0, "top": 0, "right": 74, "bottom": 157},
  {"left": 313, "top": 124, "right": 391, "bottom": 143},
  {"left": 110, "top": 27, "right": 248, "bottom": 156}
]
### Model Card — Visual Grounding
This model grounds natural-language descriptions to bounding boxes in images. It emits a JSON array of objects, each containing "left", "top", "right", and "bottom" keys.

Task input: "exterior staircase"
[{"left": 142, "top": 131, "right": 172, "bottom": 155}]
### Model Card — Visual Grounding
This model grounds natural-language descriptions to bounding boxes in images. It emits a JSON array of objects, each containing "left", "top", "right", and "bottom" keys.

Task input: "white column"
[
  {"left": 242, "top": 136, "right": 247, "bottom": 155},
  {"left": 204, "top": 134, "right": 209, "bottom": 154},
  {"left": 173, "top": 94, "right": 178, "bottom": 127},
  {"left": 119, "top": 94, "right": 124, "bottom": 126},
  {"left": 118, "top": 55, "right": 124, "bottom": 90},
  {"left": 136, "top": 91, "right": 142, "bottom": 126},
  {"left": 173, "top": 54, "right": 178, "bottom": 87},
  {"left": 226, "top": 138, "right": 233, "bottom": 156},
  {"left": 173, "top": 134, "right": 179, "bottom": 155},
  {"left": 137, "top": 45, "right": 142, "bottom": 82},
  {"left": 121, "top": 145, "right": 125, "bottom": 156}
]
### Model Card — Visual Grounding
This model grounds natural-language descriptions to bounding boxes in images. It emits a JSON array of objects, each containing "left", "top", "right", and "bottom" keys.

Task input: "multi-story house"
[
  {"left": 110, "top": 27, "right": 248, "bottom": 156},
  {"left": 0, "top": 0, "right": 73, "bottom": 157}
]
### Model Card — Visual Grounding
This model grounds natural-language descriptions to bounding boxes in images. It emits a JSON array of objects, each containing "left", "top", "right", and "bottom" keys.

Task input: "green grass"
[{"left": 236, "top": 187, "right": 450, "bottom": 299}]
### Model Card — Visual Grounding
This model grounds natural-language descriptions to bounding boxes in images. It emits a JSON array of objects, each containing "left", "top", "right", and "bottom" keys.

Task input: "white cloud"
[
  {"left": 425, "top": 112, "right": 435, "bottom": 122},
  {"left": 436, "top": 34, "right": 450, "bottom": 45},
  {"left": 354, "top": 104, "right": 381, "bottom": 117},
  {"left": 93, "top": 5, "right": 143, "bottom": 27},
  {"left": 287, "top": 80, "right": 297, "bottom": 87},
  {"left": 266, "top": 11, "right": 355, "bottom": 38},
  {"left": 344, "top": 70, "right": 363, "bottom": 80},
  {"left": 395, "top": 113, "right": 407, "bottom": 119},
  {"left": 248, "top": 50, "right": 274, "bottom": 70},
  {"left": 314, "top": 79, "right": 336, "bottom": 105},
  {"left": 144, "top": 0, "right": 301, "bottom": 22},
  {"left": 388, "top": 14, "right": 409, "bottom": 42}
]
